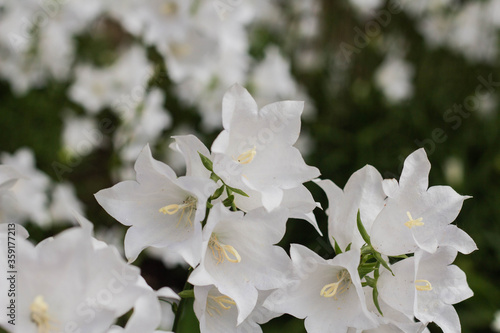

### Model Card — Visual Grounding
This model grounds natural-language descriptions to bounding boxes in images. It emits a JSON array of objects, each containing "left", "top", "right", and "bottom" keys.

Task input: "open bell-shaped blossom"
[
  {"left": 377, "top": 247, "right": 473, "bottom": 333},
  {"left": 188, "top": 203, "right": 291, "bottom": 324},
  {"left": 194, "top": 285, "right": 279, "bottom": 333},
  {"left": 316, "top": 165, "right": 386, "bottom": 251},
  {"left": 171, "top": 134, "right": 322, "bottom": 234},
  {"left": 211, "top": 84, "right": 320, "bottom": 211},
  {"left": 0, "top": 226, "right": 161, "bottom": 333},
  {"left": 95, "top": 144, "right": 215, "bottom": 266},
  {"left": 264, "top": 244, "right": 377, "bottom": 333},
  {"left": 370, "top": 149, "right": 476, "bottom": 256},
  {"left": 348, "top": 287, "right": 430, "bottom": 333}
]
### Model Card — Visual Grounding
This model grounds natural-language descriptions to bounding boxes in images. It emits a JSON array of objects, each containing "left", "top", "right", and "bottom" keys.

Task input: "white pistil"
[
  {"left": 208, "top": 234, "right": 241, "bottom": 265},
  {"left": 159, "top": 196, "right": 197, "bottom": 227},
  {"left": 404, "top": 211, "right": 424, "bottom": 229},
  {"left": 206, "top": 295, "right": 236, "bottom": 316},
  {"left": 320, "top": 269, "right": 351, "bottom": 299},
  {"left": 415, "top": 279, "right": 433, "bottom": 291},
  {"left": 30, "top": 295, "right": 57, "bottom": 333},
  {"left": 234, "top": 146, "right": 257, "bottom": 164}
]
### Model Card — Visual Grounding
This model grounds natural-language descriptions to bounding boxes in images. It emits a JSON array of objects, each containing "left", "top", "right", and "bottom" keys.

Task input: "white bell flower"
[
  {"left": 264, "top": 244, "right": 378, "bottom": 333},
  {"left": 378, "top": 247, "right": 473, "bottom": 333},
  {"left": 370, "top": 149, "right": 476, "bottom": 256},
  {"left": 189, "top": 203, "right": 291, "bottom": 324},
  {"left": 171, "top": 134, "right": 322, "bottom": 233},
  {"left": 0, "top": 227, "right": 160, "bottom": 333},
  {"left": 316, "top": 165, "right": 386, "bottom": 251},
  {"left": 211, "top": 84, "right": 320, "bottom": 211},
  {"left": 194, "top": 285, "right": 279, "bottom": 333},
  {"left": 95, "top": 144, "right": 214, "bottom": 266}
]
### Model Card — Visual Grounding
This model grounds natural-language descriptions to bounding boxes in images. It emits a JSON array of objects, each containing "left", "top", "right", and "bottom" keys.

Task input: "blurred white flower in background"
[
  {"left": 492, "top": 310, "right": 500, "bottom": 332},
  {"left": 249, "top": 46, "right": 315, "bottom": 120},
  {"left": 69, "top": 45, "right": 153, "bottom": 115},
  {"left": 49, "top": 182, "right": 85, "bottom": 223},
  {"left": 62, "top": 112, "right": 102, "bottom": 158},
  {"left": 374, "top": 55, "right": 414, "bottom": 104},
  {"left": 443, "top": 157, "right": 464, "bottom": 188},
  {"left": 115, "top": 88, "right": 172, "bottom": 167},
  {"left": 0, "top": 148, "right": 51, "bottom": 226}
]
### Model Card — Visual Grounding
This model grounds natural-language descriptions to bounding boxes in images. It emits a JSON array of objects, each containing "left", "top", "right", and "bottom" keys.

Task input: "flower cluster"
[
  {"left": 266, "top": 148, "right": 476, "bottom": 333},
  {"left": 0, "top": 85, "right": 475, "bottom": 333}
]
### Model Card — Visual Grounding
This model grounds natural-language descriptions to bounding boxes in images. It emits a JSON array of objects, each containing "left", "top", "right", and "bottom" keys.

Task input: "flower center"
[
  {"left": 30, "top": 295, "right": 57, "bottom": 333},
  {"left": 206, "top": 295, "right": 236, "bottom": 316},
  {"left": 415, "top": 279, "right": 433, "bottom": 291},
  {"left": 170, "top": 42, "right": 192, "bottom": 58},
  {"left": 234, "top": 146, "right": 256, "bottom": 164},
  {"left": 320, "top": 269, "right": 352, "bottom": 299},
  {"left": 161, "top": 1, "right": 178, "bottom": 15},
  {"left": 159, "top": 196, "right": 197, "bottom": 227},
  {"left": 404, "top": 211, "right": 424, "bottom": 229},
  {"left": 208, "top": 233, "right": 241, "bottom": 265}
]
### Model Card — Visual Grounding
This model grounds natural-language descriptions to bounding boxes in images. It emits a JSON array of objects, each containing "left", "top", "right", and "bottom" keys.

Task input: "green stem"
[{"left": 172, "top": 270, "right": 194, "bottom": 332}]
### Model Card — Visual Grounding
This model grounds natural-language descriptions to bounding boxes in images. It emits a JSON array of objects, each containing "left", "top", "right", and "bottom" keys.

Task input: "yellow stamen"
[
  {"left": 159, "top": 196, "right": 197, "bottom": 227},
  {"left": 206, "top": 295, "right": 236, "bottom": 316},
  {"left": 30, "top": 295, "right": 58, "bottom": 333},
  {"left": 320, "top": 269, "right": 351, "bottom": 299},
  {"left": 208, "top": 234, "right": 241, "bottom": 264},
  {"left": 415, "top": 279, "right": 433, "bottom": 291},
  {"left": 161, "top": 1, "right": 178, "bottom": 15},
  {"left": 404, "top": 211, "right": 424, "bottom": 229},
  {"left": 234, "top": 146, "right": 257, "bottom": 164}
]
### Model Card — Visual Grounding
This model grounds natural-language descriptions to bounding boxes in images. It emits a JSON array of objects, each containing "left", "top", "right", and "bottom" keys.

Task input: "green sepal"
[
  {"left": 211, "top": 186, "right": 225, "bottom": 200},
  {"left": 356, "top": 210, "right": 371, "bottom": 245},
  {"left": 332, "top": 237, "right": 343, "bottom": 255},
  {"left": 222, "top": 195, "right": 235, "bottom": 207},
  {"left": 390, "top": 254, "right": 409, "bottom": 259},
  {"left": 373, "top": 287, "right": 384, "bottom": 316},
  {"left": 358, "top": 265, "right": 373, "bottom": 280},
  {"left": 210, "top": 172, "right": 221, "bottom": 182},
  {"left": 364, "top": 275, "right": 376, "bottom": 287},
  {"left": 178, "top": 290, "right": 195, "bottom": 299},
  {"left": 226, "top": 185, "right": 249, "bottom": 197},
  {"left": 358, "top": 262, "right": 378, "bottom": 279},
  {"left": 206, "top": 201, "right": 213, "bottom": 209},
  {"left": 198, "top": 152, "right": 213, "bottom": 172},
  {"left": 373, "top": 251, "right": 394, "bottom": 276}
]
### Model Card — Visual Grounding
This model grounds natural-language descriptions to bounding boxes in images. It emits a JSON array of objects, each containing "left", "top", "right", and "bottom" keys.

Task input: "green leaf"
[
  {"left": 206, "top": 201, "right": 213, "bottom": 209},
  {"left": 198, "top": 152, "right": 213, "bottom": 172},
  {"left": 356, "top": 210, "right": 371, "bottom": 245},
  {"left": 226, "top": 185, "right": 249, "bottom": 197},
  {"left": 373, "top": 287, "right": 384, "bottom": 316},
  {"left": 211, "top": 186, "right": 225, "bottom": 200},
  {"left": 332, "top": 237, "right": 343, "bottom": 255},
  {"left": 345, "top": 242, "right": 352, "bottom": 252},
  {"left": 178, "top": 290, "right": 195, "bottom": 298}
]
